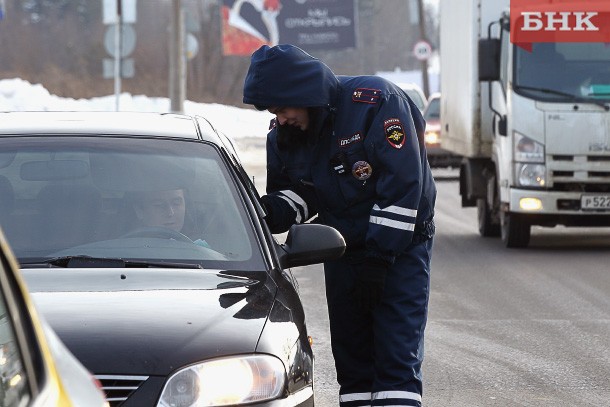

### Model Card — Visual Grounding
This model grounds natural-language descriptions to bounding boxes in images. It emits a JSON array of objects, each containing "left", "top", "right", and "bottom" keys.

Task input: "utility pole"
[
  {"left": 169, "top": 0, "right": 185, "bottom": 113},
  {"left": 114, "top": 0, "right": 123, "bottom": 111},
  {"left": 417, "top": 0, "right": 430, "bottom": 98}
]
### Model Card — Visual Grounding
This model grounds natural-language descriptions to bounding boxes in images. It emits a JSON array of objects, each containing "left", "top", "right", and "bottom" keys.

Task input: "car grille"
[{"left": 94, "top": 375, "right": 149, "bottom": 407}]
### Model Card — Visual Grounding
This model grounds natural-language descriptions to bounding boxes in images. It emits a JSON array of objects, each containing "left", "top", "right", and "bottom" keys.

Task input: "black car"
[{"left": 0, "top": 111, "right": 345, "bottom": 406}]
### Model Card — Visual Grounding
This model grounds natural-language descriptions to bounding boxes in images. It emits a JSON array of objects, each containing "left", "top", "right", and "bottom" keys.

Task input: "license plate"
[{"left": 581, "top": 194, "right": 610, "bottom": 210}]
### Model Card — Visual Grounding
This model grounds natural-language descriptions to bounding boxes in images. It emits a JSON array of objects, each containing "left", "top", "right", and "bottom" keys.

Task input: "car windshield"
[
  {"left": 0, "top": 136, "right": 265, "bottom": 271},
  {"left": 424, "top": 97, "right": 440, "bottom": 121}
]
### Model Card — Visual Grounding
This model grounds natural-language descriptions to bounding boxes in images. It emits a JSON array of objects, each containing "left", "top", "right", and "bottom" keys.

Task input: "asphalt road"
[{"left": 240, "top": 157, "right": 610, "bottom": 407}]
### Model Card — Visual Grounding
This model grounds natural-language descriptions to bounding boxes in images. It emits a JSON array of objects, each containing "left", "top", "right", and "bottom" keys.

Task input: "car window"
[
  {"left": 403, "top": 89, "right": 426, "bottom": 111},
  {"left": 424, "top": 97, "right": 440, "bottom": 121},
  {"left": 0, "top": 251, "right": 32, "bottom": 406},
  {"left": 0, "top": 137, "right": 266, "bottom": 271}
]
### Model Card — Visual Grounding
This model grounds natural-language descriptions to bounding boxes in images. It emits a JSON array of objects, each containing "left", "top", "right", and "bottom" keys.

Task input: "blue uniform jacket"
[{"left": 243, "top": 45, "right": 436, "bottom": 263}]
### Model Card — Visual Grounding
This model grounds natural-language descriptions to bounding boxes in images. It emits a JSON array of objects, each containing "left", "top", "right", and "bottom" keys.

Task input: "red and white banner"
[{"left": 510, "top": 0, "right": 610, "bottom": 50}]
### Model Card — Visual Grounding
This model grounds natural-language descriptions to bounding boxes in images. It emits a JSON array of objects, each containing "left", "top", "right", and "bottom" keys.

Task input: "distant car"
[
  {"left": 422, "top": 93, "right": 462, "bottom": 168},
  {"left": 0, "top": 228, "right": 108, "bottom": 406},
  {"left": 397, "top": 82, "right": 427, "bottom": 112},
  {"left": 0, "top": 111, "right": 346, "bottom": 407}
]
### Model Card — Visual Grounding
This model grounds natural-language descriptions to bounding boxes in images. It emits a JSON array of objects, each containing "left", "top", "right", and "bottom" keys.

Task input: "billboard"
[{"left": 222, "top": 0, "right": 356, "bottom": 56}]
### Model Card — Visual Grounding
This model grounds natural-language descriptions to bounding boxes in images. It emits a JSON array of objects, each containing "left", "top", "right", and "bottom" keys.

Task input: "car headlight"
[
  {"left": 157, "top": 355, "right": 286, "bottom": 407},
  {"left": 424, "top": 129, "right": 440, "bottom": 145},
  {"left": 514, "top": 132, "right": 544, "bottom": 163},
  {"left": 516, "top": 163, "right": 546, "bottom": 187}
]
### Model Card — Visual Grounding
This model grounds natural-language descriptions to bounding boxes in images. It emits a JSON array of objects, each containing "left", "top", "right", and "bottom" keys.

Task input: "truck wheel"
[
  {"left": 477, "top": 198, "right": 500, "bottom": 237},
  {"left": 500, "top": 212, "right": 531, "bottom": 248}
]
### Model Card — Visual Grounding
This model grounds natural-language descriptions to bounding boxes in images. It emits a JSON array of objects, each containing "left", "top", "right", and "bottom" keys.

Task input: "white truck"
[{"left": 439, "top": 0, "right": 610, "bottom": 247}]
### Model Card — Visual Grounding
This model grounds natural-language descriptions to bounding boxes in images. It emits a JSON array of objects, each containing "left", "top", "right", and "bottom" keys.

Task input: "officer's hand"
[{"left": 352, "top": 257, "right": 389, "bottom": 312}]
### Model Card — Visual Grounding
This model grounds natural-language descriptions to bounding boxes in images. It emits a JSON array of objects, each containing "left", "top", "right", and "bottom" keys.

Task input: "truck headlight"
[
  {"left": 157, "top": 355, "right": 286, "bottom": 407},
  {"left": 516, "top": 163, "right": 546, "bottom": 187},
  {"left": 514, "top": 132, "right": 544, "bottom": 163}
]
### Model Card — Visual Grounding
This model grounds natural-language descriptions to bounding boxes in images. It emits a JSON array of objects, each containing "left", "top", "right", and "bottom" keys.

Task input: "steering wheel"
[{"left": 121, "top": 227, "right": 194, "bottom": 243}]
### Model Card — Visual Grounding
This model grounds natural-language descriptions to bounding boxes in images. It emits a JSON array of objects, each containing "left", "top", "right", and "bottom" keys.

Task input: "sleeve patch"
[
  {"left": 352, "top": 88, "right": 381, "bottom": 104},
  {"left": 383, "top": 118, "right": 406, "bottom": 149}
]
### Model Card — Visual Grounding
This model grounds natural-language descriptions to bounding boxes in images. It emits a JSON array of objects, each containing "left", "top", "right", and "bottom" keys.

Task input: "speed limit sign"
[{"left": 413, "top": 40, "right": 432, "bottom": 61}]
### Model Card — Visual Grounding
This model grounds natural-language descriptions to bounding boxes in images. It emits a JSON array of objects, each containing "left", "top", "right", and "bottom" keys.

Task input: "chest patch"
[
  {"left": 338, "top": 132, "right": 362, "bottom": 147},
  {"left": 352, "top": 88, "right": 381, "bottom": 104},
  {"left": 352, "top": 160, "right": 373, "bottom": 181},
  {"left": 384, "top": 118, "right": 406, "bottom": 149}
]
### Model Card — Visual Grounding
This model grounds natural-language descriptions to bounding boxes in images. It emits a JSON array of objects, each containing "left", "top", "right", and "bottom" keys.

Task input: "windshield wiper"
[
  {"left": 515, "top": 85, "right": 610, "bottom": 110},
  {"left": 20, "top": 255, "right": 202, "bottom": 269}
]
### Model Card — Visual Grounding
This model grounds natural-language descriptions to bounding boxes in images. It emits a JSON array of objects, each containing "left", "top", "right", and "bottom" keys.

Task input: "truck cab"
[
  {"left": 485, "top": 16, "right": 610, "bottom": 247},
  {"left": 440, "top": 0, "right": 610, "bottom": 248}
]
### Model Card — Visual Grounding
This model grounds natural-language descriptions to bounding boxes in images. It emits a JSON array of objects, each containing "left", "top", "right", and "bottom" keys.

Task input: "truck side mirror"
[
  {"left": 496, "top": 115, "right": 507, "bottom": 137},
  {"left": 478, "top": 39, "right": 501, "bottom": 82}
]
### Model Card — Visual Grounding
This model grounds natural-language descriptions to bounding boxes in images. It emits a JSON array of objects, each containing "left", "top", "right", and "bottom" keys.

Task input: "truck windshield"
[{"left": 514, "top": 42, "right": 610, "bottom": 102}]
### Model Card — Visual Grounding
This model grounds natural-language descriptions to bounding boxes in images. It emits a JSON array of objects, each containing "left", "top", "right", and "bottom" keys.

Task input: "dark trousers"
[{"left": 324, "top": 239, "right": 433, "bottom": 407}]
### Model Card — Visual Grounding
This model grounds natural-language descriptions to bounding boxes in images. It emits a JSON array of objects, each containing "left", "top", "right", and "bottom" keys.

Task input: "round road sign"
[
  {"left": 186, "top": 33, "right": 199, "bottom": 60},
  {"left": 413, "top": 40, "right": 432, "bottom": 61},
  {"left": 104, "top": 24, "right": 136, "bottom": 58}
]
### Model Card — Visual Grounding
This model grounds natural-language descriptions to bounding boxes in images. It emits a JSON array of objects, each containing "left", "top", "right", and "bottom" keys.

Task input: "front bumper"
[{"left": 509, "top": 188, "right": 610, "bottom": 226}]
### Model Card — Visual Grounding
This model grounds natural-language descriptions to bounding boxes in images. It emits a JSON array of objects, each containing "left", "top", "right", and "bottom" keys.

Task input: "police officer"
[{"left": 243, "top": 44, "right": 436, "bottom": 407}]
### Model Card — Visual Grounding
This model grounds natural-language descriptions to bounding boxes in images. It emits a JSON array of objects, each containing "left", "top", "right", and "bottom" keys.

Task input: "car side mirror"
[{"left": 278, "top": 224, "right": 346, "bottom": 269}]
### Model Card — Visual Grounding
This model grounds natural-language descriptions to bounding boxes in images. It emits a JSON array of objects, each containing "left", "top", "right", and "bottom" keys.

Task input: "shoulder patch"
[
  {"left": 352, "top": 88, "right": 381, "bottom": 104},
  {"left": 383, "top": 118, "right": 406, "bottom": 149}
]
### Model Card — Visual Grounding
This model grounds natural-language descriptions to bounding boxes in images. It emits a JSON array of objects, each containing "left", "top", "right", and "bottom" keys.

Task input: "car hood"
[{"left": 22, "top": 268, "right": 275, "bottom": 376}]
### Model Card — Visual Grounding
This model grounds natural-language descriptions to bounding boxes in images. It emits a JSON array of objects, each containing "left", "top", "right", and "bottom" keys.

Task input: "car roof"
[
  {"left": 395, "top": 83, "right": 426, "bottom": 110},
  {"left": 427, "top": 92, "right": 441, "bottom": 102},
  {"left": 0, "top": 111, "right": 208, "bottom": 140}
]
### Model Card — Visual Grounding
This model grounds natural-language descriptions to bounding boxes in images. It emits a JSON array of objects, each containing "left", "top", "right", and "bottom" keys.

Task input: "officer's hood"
[{"left": 243, "top": 44, "right": 339, "bottom": 109}]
